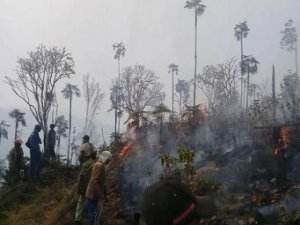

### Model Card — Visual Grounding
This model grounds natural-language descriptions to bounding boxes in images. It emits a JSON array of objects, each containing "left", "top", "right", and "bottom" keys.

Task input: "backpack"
[
  {"left": 77, "top": 163, "right": 94, "bottom": 195},
  {"left": 25, "top": 137, "right": 31, "bottom": 149}
]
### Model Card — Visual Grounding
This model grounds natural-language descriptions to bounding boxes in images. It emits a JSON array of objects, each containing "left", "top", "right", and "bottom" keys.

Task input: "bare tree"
[
  {"left": 8, "top": 109, "right": 26, "bottom": 140},
  {"left": 5, "top": 44, "right": 75, "bottom": 145},
  {"left": 281, "top": 19, "right": 298, "bottom": 76},
  {"left": 196, "top": 57, "right": 240, "bottom": 114},
  {"left": 120, "top": 64, "right": 165, "bottom": 127},
  {"left": 82, "top": 74, "right": 105, "bottom": 136}
]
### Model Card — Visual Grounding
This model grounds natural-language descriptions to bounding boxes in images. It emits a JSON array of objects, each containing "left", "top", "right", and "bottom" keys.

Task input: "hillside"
[{"left": 0, "top": 158, "right": 127, "bottom": 225}]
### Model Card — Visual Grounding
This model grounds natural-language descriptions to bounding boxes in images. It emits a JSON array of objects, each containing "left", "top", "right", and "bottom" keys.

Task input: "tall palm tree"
[
  {"left": 176, "top": 79, "right": 190, "bottom": 118},
  {"left": 243, "top": 55, "right": 259, "bottom": 110},
  {"left": 61, "top": 83, "right": 80, "bottom": 165},
  {"left": 0, "top": 120, "right": 10, "bottom": 143},
  {"left": 280, "top": 19, "right": 298, "bottom": 76},
  {"left": 185, "top": 0, "right": 206, "bottom": 125},
  {"left": 234, "top": 21, "right": 250, "bottom": 108},
  {"left": 168, "top": 64, "right": 179, "bottom": 118},
  {"left": 8, "top": 109, "right": 26, "bottom": 140},
  {"left": 55, "top": 115, "right": 68, "bottom": 161},
  {"left": 113, "top": 42, "right": 126, "bottom": 82},
  {"left": 113, "top": 42, "right": 126, "bottom": 131}
]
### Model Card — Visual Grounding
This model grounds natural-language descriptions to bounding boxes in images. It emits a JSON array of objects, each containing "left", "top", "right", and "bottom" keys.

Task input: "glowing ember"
[{"left": 273, "top": 126, "right": 289, "bottom": 158}]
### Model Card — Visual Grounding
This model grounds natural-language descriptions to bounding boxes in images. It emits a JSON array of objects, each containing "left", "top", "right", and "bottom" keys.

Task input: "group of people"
[
  {"left": 75, "top": 135, "right": 112, "bottom": 225},
  {"left": 10, "top": 125, "right": 219, "bottom": 225},
  {"left": 9, "top": 124, "right": 56, "bottom": 181}
]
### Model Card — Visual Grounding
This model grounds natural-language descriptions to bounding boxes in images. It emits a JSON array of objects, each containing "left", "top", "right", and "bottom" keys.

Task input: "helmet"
[{"left": 99, "top": 151, "right": 112, "bottom": 163}]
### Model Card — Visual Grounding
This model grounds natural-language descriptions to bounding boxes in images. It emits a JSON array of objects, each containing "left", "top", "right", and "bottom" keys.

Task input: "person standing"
[
  {"left": 74, "top": 151, "right": 97, "bottom": 225},
  {"left": 78, "top": 135, "right": 96, "bottom": 166},
  {"left": 46, "top": 124, "right": 56, "bottom": 159},
  {"left": 8, "top": 139, "right": 24, "bottom": 177},
  {"left": 28, "top": 124, "right": 42, "bottom": 182},
  {"left": 85, "top": 151, "right": 112, "bottom": 225}
]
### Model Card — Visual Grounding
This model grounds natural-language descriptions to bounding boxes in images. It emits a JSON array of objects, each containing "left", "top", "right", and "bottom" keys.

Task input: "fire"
[
  {"left": 119, "top": 144, "right": 130, "bottom": 157},
  {"left": 119, "top": 119, "right": 138, "bottom": 157}
]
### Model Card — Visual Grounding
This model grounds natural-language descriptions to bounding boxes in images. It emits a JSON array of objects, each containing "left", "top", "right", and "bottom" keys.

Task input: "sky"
[{"left": 0, "top": 0, "right": 300, "bottom": 158}]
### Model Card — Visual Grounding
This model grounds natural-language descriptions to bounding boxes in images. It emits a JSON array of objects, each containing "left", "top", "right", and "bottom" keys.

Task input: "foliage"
[
  {"left": 112, "top": 42, "right": 126, "bottom": 60},
  {"left": 8, "top": 109, "right": 26, "bottom": 140},
  {"left": 175, "top": 79, "right": 190, "bottom": 117},
  {"left": 159, "top": 145, "right": 196, "bottom": 177},
  {"left": 234, "top": 21, "right": 249, "bottom": 41},
  {"left": 184, "top": 0, "right": 206, "bottom": 16},
  {"left": 280, "top": 19, "right": 298, "bottom": 52},
  {"left": 110, "top": 132, "right": 124, "bottom": 152},
  {"left": 0, "top": 120, "right": 10, "bottom": 143},
  {"left": 192, "top": 176, "right": 220, "bottom": 195},
  {"left": 5, "top": 44, "right": 75, "bottom": 136}
]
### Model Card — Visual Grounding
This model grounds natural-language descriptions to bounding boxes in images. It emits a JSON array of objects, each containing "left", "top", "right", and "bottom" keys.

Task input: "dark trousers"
[
  {"left": 87, "top": 198, "right": 103, "bottom": 225},
  {"left": 29, "top": 150, "right": 42, "bottom": 181}
]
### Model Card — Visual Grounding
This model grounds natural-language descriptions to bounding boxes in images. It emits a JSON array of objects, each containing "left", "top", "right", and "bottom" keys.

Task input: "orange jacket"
[{"left": 85, "top": 160, "right": 106, "bottom": 199}]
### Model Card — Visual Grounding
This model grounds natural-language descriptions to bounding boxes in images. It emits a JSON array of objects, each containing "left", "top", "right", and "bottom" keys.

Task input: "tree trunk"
[
  {"left": 193, "top": 7, "right": 198, "bottom": 127},
  {"left": 295, "top": 40, "right": 298, "bottom": 77},
  {"left": 172, "top": 71, "right": 174, "bottom": 118},
  {"left": 246, "top": 63, "right": 250, "bottom": 111},
  {"left": 114, "top": 107, "right": 117, "bottom": 136},
  {"left": 67, "top": 94, "right": 72, "bottom": 166},
  {"left": 240, "top": 37, "right": 244, "bottom": 109},
  {"left": 57, "top": 134, "right": 61, "bottom": 165},
  {"left": 272, "top": 65, "right": 276, "bottom": 121},
  {"left": 14, "top": 119, "right": 18, "bottom": 140}
]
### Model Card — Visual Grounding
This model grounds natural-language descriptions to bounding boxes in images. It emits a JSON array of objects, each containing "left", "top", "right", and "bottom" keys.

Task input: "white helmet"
[{"left": 99, "top": 151, "right": 112, "bottom": 163}]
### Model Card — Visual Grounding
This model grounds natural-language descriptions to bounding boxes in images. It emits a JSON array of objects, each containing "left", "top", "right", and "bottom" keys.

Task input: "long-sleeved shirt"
[
  {"left": 85, "top": 160, "right": 106, "bottom": 200},
  {"left": 29, "top": 131, "right": 42, "bottom": 152}
]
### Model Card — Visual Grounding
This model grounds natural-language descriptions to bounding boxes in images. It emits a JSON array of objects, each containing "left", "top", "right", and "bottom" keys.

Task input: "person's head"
[
  {"left": 14, "top": 139, "right": 23, "bottom": 147},
  {"left": 99, "top": 151, "right": 112, "bottom": 165},
  {"left": 89, "top": 151, "right": 97, "bottom": 160},
  {"left": 82, "top": 135, "right": 90, "bottom": 143},
  {"left": 34, "top": 124, "right": 42, "bottom": 132},
  {"left": 50, "top": 124, "right": 55, "bottom": 130},
  {"left": 135, "top": 177, "right": 217, "bottom": 225}
]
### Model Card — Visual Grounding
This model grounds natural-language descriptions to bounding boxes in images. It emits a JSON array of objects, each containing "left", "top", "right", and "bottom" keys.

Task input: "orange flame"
[
  {"left": 119, "top": 120, "right": 138, "bottom": 157},
  {"left": 273, "top": 126, "right": 289, "bottom": 158},
  {"left": 119, "top": 144, "right": 130, "bottom": 157}
]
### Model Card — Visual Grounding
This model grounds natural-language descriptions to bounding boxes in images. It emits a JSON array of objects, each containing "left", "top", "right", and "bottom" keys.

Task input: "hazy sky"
[{"left": 0, "top": 0, "right": 300, "bottom": 146}]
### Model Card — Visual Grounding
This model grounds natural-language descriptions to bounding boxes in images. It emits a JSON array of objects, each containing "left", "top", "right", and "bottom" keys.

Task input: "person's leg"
[
  {"left": 94, "top": 200, "right": 103, "bottom": 225},
  {"left": 87, "top": 198, "right": 97, "bottom": 225},
  {"left": 75, "top": 195, "right": 87, "bottom": 222}
]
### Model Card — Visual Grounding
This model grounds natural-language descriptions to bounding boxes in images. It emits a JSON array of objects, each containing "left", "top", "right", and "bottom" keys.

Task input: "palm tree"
[
  {"left": 113, "top": 42, "right": 126, "bottom": 82},
  {"left": 184, "top": 0, "right": 206, "bottom": 125},
  {"left": 234, "top": 21, "right": 250, "bottom": 108},
  {"left": 8, "top": 109, "right": 26, "bottom": 140},
  {"left": 176, "top": 79, "right": 190, "bottom": 118},
  {"left": 55, "top": 115, "right": 68, "bottom": 161},
  {"left": 113, "top": 42, "right": 126, "bottom": 131},
  {"left": 152, "top": 103, "right": 171, "bottom": 142},
  {"left": 0, "top": 120, "right": 10, "bottom": 143},
  {"left": 61, "top": 83, "right": 81, "bottom": 165},
  {"left": 242, "top": 55, "right": 259, "bottom": 110},
  {"left": 280, "top": 19, "right": 298, "bottom": 76},
  {"left": 168, "top": 64, "right": 179, "bottom": 117}
]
